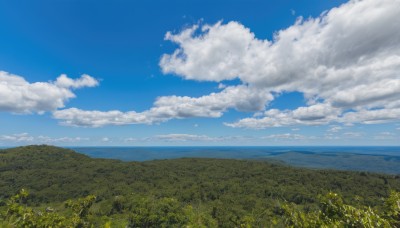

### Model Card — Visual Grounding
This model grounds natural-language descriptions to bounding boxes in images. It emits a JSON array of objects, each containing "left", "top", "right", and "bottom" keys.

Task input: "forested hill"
[{"left": 1, "top": 145, "right": 400, "bottom": 227}]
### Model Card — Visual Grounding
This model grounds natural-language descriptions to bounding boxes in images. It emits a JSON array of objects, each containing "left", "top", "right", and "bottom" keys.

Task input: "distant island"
[{"left": 1, "top": 145, "right": 400, "bottom": 227}]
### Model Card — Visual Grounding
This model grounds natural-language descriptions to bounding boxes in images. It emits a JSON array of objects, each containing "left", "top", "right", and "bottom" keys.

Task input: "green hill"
[{"left": 1, "top": 145, "right": 400, "bottom": 227}]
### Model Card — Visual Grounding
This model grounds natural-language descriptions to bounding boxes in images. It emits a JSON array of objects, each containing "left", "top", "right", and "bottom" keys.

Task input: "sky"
[{"left": 1, "top": 0, "right": 400, "bottom": 146}]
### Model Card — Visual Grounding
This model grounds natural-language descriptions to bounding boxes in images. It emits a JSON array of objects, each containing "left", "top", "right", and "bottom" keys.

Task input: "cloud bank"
[
  {"left": 0, "top": 133, "right": 89, "bottom": 144},
  {"left": 52, "top": 0, "right": 400, "bottom": 128},
  {"left": 160, "top": 0, "right": 400, "bottom": 129},
  {"left": 53, "top": 85, "right": 272, "bottom": 127}
]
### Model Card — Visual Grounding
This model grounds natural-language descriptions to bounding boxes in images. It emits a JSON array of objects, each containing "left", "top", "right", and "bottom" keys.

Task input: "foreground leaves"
[
  {"left": 281, "top": 191, "right": 400, "bottom": 227},
  {"left": 1, "top": 189, "right": 400, "bottom": 227}
]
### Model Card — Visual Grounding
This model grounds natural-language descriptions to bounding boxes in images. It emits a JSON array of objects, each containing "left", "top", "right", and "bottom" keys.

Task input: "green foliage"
[
  {"left": 1, "top": 145, "right": 400, "bottom": 227},
  {"left": 184, "top": 205, "right": 218, "bottom": 227},
  {"left": 0, "top": 189, "right": 98, "bottom": 227},
  {"left": 127, "top": 197, "right": 187, "bottom": 227},
  {"left": 1, "top": 189, "right": 400, "bottom": 227},
  {"left": 384, "top": 190, "right": 400, "bottom": 226},
  {"left": 65, "top": 195, "right": 96, "bottom": 218},
  {"left": 64, "top": 195, "right": 97, "bottom": 227},
  {"left": 280, "top": 191, "right": 400, "bottom": 227}
]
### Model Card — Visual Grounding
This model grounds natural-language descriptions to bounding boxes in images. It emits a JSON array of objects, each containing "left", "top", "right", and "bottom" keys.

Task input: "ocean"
[{"left": 70, "top": 146, "right": 400, "bottom": 174}]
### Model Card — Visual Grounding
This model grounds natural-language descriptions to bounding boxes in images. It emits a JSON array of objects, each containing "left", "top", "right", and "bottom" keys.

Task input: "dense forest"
[{"left": 1, "top": 145, "right": 400, "bottom": 227}]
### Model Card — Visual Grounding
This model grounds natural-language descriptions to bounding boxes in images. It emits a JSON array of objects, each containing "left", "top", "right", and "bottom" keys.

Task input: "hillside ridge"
[{"left": 1, "top": 145, "right": 400, "bottom": 226}]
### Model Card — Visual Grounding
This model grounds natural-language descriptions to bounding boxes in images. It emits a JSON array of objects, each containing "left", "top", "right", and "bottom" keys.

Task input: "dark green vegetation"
[{"left": 1, "top": 145, "right": 400, "bottom": 227}]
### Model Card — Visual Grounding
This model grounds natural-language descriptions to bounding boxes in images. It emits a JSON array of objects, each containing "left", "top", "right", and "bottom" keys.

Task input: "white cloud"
[
  {"left": 374, "top": 131, "right": 396, "bottom": 140},
  {"left": 123, "top": 137, "right": 139, "bottom": 143},
  {"left": 324, "top": 133, "right": 340, "bottom": 140},
  {"left": 340, "top": 108, "right": 400, "bottom": 125},
  {"left": 36, "top": 0, "right": 400, "bottom": 129},
  {"left": 0, "top": 71, "right": 98, "bottom": 114},
  {"left": 55, "top": 74, "right": 99, "bottom": 89},
  {"left": 53, "top": 85, "right": 273, "bottom": 127},
  {"left": 328, "top": 125, "right": 343, "bottom": 133},
  {"left": 218, "top": 83, "right": 226, "bottom": 89},
  {"left": 121, "top": 134, "right": 254, "bottom": 143},
  {"left": 53, "top": 108, "right": 151, "bottom": 127},
  {"left": 0, "top": 133, "right": 89, "bottom": 144},
  {"left": 227, "top": 107, "right": 400, "bottom": 129},
  {"left": 101, "top": 137, "right": 110, "bottom": 142},
  {"left": 153, "top": 134, "right": 216, "bottom": 142},
  {"left": 37, "top": 136, "right": 89, "bottom": 143},
  {"left": 225, "top": 103, "right": 339, "bottom": 129},
  {"left": 343, "top": 132, "right": 362, "bottom": 138},
  {"left": 160, "top": 0, "right": 400, "bottom": 129},
  {"left": 262, "top": 133, "right": 315, "bottom": 140},
  {"left": 0, "top": 133, "right": 34, "bottom": 142}
]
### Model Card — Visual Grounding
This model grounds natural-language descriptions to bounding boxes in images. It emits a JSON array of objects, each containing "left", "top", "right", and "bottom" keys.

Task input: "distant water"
[
  {"left": 71, "top": 146, "right": 400, "bottom": 174},
  {"left": 70, "top": 146, "right": 400, "bottom": 161}
]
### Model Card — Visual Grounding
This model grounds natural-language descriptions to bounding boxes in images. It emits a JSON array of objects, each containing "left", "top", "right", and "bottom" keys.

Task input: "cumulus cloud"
[
  {"left": 225, "top": 103, "right": 339, "bottom": 129},
  {"left": 262, "top": 133, "right": 311, "bottom": 140},
  {"left": 53, "top": 108, "right": 151, "bottom": 127},
  {"left": 0, "top": 133, "right": 34, "bottom": 142},
  {"left": 217, "top": 83, "right": 227, "bottom": 89},
  {"left": 36, "top": 136, "right": 89, "bottom": 143},
  {"left": 160, "top": 0, "right": 400, "bottom": 129},
  {"left": 161, "top": 0, "right": 400, "bottom": 89},
  {"left": 153, "top": 134, "right": 216, "bottom": 142},
  {"left": 340, "top": 108, "right": 400, "bottom": 125},
  {"left": 328, "top": 125, "right": 343, "bottom": 133},
  {"left": 374, "top": 132, "right": 396, "bottom": 140},
  {"left": 343, "top": 132, "right": 363, "bottom": 138},
  {"left": 53, "top": 85, "right": 273, "bottom": 127},
  {"left": 124, "top": 134, "right": 254, "bottom": 143},
  {"left": 47, "top": 0, "right": 400, "bottom": 128},
  {"left": 55, "top": 74, "right": 99, "bottom": 89},
  {"left": 0, "top": 71, "right": 98, "bottom": 114},
  {"left": 227, "top": 106, "right": 400, "bottom": 129},
  {"left": 324, "top": 133, "right": 340, "bottom": 140}
]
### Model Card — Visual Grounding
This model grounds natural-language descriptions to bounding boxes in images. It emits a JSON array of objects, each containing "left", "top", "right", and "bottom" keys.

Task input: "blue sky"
[{"left": 1, "top": 0, "right": 399, "bottom": 146}]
